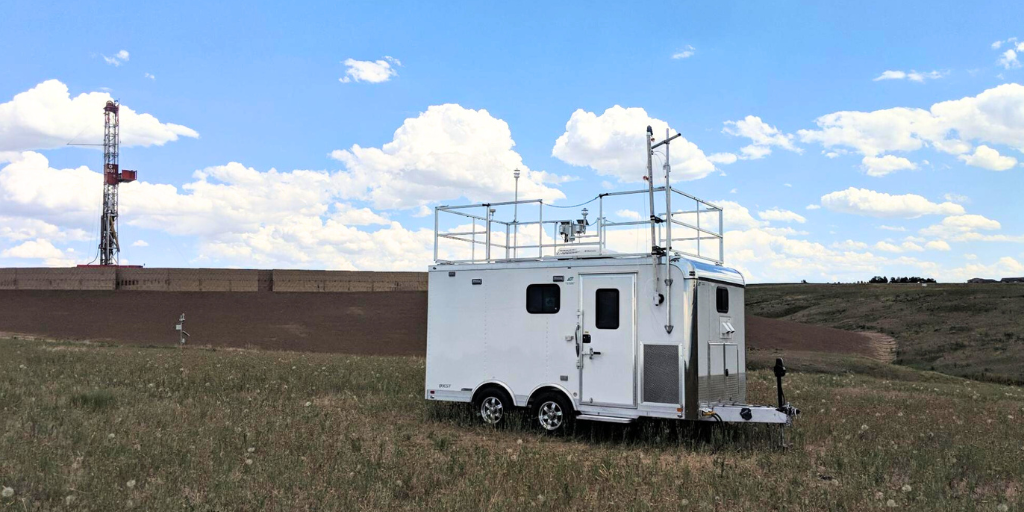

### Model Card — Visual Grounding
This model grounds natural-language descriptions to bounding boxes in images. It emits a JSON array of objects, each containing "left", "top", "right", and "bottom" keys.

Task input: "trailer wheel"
[
  {"left": 475, "top": 388, "right": 512, "bottom": 426},
  {"left": 532, "top": 392, "right": 574, "bottom": 434}
]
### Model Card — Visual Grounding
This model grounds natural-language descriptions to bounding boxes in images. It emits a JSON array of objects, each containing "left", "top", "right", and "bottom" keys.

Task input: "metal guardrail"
[{"left": 433, "top": 187, "right": 724, "bottom": 265}]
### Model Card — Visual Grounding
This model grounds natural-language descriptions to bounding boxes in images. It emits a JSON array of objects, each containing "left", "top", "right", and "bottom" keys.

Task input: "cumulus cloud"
[
  {"left": 132, "top": 240, "right": 149, "bottom": 247},
  {"left": 339, "top": 56, "right": 400, "bottom": 83},
  {"left": 946, "top": 257, "right": 1024, "bottom": 281},
  {"left": 103, "top": 50, "right": 129, "bottom": 66},
  {"left": 551, "top": 106, "right": 718, "bottom": 182},
  {"left": 998, "top": 49, "right": 1020, "bottom": 69},
  {"left": 957, "top": 145, "right": 1018, "bottom": 171},
  {"left": 798, "top": 83, "right": 1024, "bottom": 173},
  {"left": 872, "top": 70, "right": 946, "bottom": 82},
  {"left": 0, "top": 152, "right": 442, "bottom": 270},
  {"left": 925, "top": 240, "right": 951, "bottom": 251},
  {"left": 0, "top": 80, "right": 198, "bottom": 152},
  {"left": 1, "top": 239, "right": 74, "bottom": 266},
  {"left": 722, "top": 116, "right": 800, "bottom": 160},
  {"left": 861, "top": 155, "right": 918, "bottom": 176},
  {"left": 757, "top": 208, "right": 806, "bottom": 224},
  {"left": 819, "top": 187, "right": 965, "bottom": 218},
  {"left": 331, "top": 104, "right": 566, "bottom": 209}
]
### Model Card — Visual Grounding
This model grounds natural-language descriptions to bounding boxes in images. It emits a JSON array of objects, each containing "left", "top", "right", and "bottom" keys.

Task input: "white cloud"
[
  {"left": 0, "top": 152, "right": 441, "bottom": 270},
  {"left": 0, "top": 216, "right": 89, "bottom": 242},
  {"left": 957, "top": 145, "right": 1018, "bottom": 171},
  {"left": 551, "top": 106, "right": 717, "bottom": 182},
  {"left": 757, "top": 208, "right": 806, "bottom": 224},
  {"left": 873, "top": 70, "right": 946, "bottom": 82},
  {"left": 708, "top": 152, "right": 738, "bottom": 165},
  {"left": 861, "top": 155, "right": 918, "bottom": 176},
  {"left": 103, "top": 50, "right": 130, "bottom": 66},
  {"left": 998, "top": 49, "right": 1020, "bottom": 69},
  {"left": 332, "top": 104, "right": 566, "bottom": 209},
  {"left": 615, "top": 209, "right": 643, "bottom": 221},
  {"left": 1, "top": 238, "right": 74, "bottom": 266},
  {"left": 873, "top": 241, "right": 924, "bottom": 253},
  {"left": 672, "top": 45, "right": 695, "bottom": 59},
  {"left": 0, "top": 80, "right": 198, "bottom": 152},
  {"left": 144, "top": 73, "right": 156, "bottom": 80},
  {"left": 714, "top": 200, "right": 766, "bottom": 230},
  {"left": 798, "top": 84, "right": 1024, "bottom": 168},
  {"left": 925, "top": 240, "right": 950, "bottom": 251},
  {"left": 132, "top": 240, "right": 149, "bottom": 247},
  {"left": 820, "top": 187, "right": 965, "bottom": 218},
  {"left": 832, "top": 240, "right": 868, "bottom": 250},
  {"left": 339, "top": 56, "right": 400, "bottom": 84},
  {"left": 947, "top": 257, "right": 1024, "bottom": 281},
  {"left": 806, "top": 204, "right": 820, "bottom": 210},
  {"left": 943, "top": 193, "right": 969, "bottom": 204},
  {"left": 879, "top": 225, "right": 905, "bottom": 232},
  {"left": 722, "top": 116, "right": 800, "bottom": 159}
]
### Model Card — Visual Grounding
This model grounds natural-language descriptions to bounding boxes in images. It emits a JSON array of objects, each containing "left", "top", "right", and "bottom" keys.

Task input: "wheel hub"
[
  {"left": 538, "top": 401, "right": 563, "bottom": 430},
  {"left": 481, "top": 396, "right": 504, "bottom": 424}
]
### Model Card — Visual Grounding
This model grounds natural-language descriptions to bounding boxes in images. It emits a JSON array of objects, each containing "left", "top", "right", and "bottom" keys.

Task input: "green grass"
[
  {"left": 747, "top": 283, "right": 1024, "bottom": 385},
  {"left": 1, "top": 338, "right": 1022, "bottom": 511}
]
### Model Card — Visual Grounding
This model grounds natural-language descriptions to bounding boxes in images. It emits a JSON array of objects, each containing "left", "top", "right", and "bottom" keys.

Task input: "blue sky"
[{"left": 1, "top": 0, "right": 1023, "bottom": 281}]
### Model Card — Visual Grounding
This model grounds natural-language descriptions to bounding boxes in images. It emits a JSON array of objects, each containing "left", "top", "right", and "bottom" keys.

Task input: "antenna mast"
[{"left": 98, "top": 100, "right": 137, "bottom": 265}]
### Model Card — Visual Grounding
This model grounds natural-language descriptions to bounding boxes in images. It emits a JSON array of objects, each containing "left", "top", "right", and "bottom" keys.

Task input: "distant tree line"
[{"left": 868, "top": 276, "right": 936, "bottom": 284}]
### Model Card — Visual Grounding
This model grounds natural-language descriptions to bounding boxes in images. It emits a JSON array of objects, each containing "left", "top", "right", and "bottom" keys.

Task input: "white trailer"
[{"left": 425, "top": 128, "right": 798, "bottom": 433}]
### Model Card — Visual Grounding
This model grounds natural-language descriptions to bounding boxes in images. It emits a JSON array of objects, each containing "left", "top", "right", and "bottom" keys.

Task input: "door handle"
[{"left": 587, "top": 348, "right": 602, "bottom": 359}]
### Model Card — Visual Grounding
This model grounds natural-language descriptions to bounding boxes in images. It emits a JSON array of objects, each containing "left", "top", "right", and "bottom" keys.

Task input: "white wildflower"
[
  {"left": 65, "top": 495, "right": 75, "bottom": 505},
  {"left": 1, "top": 487, "right": 13, "bottom": 498},
  {"left": 247, "top": 447, "right": 255, "bottom": 453},
  {"left": 245, "top": 459, "right": 253, "bottom": 465},
  {"left": 860, "top": 424, "right": 869, "bottom": 432},
  {"left": 901, "top": 484, "right": 911, "bottom": 493},
  {"left": 108, "top": 433, "right": 116, "bottom": 439},
  {"left": 126, "top": 479, "right": 136, "bottom": 489},
  {"left": 887, "top": 499, "right": 897, "bottom": 507}
]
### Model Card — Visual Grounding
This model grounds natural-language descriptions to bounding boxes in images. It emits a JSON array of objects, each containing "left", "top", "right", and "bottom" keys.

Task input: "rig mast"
[{"left": 98, "top": 100, "right": 137, "bottom": 265}]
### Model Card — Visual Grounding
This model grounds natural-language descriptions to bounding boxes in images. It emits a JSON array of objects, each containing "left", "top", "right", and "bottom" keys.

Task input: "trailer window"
[
  {"left": 526, "top": 284, "right": 560, "bottom": 314},
  {"left": 595, "top": 288, "right": 619, "bottom": 329},
  {"left": 716, "top": 287, "right": 729, "bottom": 314}
]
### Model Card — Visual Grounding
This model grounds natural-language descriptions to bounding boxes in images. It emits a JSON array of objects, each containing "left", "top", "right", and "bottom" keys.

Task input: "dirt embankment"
[
  {"left": 746, "top": 315, "right": 892, "bottom": 362},
  {"left": 0, "top": 290, "right": 427, "bottom": 356}
]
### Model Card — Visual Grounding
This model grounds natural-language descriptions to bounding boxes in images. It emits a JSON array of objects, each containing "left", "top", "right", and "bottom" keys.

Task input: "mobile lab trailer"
[{"left": 425, "top": 128, "right": 798, "bottom": 432}]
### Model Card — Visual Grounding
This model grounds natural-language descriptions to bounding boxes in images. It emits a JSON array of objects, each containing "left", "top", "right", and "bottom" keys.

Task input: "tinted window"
[
  {"left": 595, "top": 288, "right": 620, "bottom": 329},
  {"left": 716, "top": 287, "right": 729, "bottom": 314},
  {"left": 526, "top": 284, "right": 560, "bottom": 314}
]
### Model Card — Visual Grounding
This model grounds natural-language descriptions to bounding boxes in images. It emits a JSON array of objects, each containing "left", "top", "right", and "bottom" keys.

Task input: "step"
[{"left": 576, "top": 414, "right": 634, "bottom": 424}]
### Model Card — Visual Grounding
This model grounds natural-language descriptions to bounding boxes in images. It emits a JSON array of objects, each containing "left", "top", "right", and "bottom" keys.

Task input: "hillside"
[{"left": 746, "top": 283, "right": 1024, "bottom": 384}]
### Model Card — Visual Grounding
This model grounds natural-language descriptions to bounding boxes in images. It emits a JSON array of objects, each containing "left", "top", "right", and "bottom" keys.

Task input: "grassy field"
[
  {"left": 1, "top": 338, "right": 1022, "bottom": 511},
  {"left": 747, "top": 284, "right": 1024, "bottom": 385}
]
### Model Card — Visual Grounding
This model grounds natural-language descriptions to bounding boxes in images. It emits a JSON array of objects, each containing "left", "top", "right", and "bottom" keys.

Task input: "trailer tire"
[
  {"left": 532, "top": 392, "right": 574, "bottom": 435},
  {"left": 474, "top": 387, "right": 513, "bottom": 427}
]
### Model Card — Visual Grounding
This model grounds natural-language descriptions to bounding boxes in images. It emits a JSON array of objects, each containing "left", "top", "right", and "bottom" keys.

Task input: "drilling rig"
[{"left": 97, "top": 100, "right": 137, "bottom": 265}]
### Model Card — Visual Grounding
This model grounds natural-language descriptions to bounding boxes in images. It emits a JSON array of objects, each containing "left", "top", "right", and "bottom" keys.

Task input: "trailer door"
[{"left": 579, "top": 273, "right": 636, "bottom": 408}]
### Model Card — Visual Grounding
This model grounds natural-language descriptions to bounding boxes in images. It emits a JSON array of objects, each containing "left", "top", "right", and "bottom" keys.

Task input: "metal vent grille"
[{"left": 643, "top": 345, "right": 680, "bottom": 404}]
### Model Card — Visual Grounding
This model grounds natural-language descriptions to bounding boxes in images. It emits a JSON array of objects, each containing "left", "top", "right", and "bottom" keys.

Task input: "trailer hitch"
[{"left": 774, "top": 358, "right": 800, "bottom": 418}]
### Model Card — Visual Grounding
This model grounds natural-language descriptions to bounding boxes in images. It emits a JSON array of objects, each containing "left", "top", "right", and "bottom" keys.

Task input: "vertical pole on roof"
[
  {"left": 472, "top": 218, "right": 476, "bottom": 261},
  {"left": 719, "top": 207, "right": 724, "bottom": 264},
  {"left": 433, "top": 207, "right": 439, "bottom": 262},
  {"left": 505, "top": 224, "right": 510, "bottom": 260},
  {"left": 664, "top": 128, "right": 674, "bottom": 334},
  {"left": 664, "top": 128, "right": 673, "bottom": 256},
  {"left": 646, "top": 126, "right": 657, "bottom": 254},
  {"left": 513, "top": 169, "right": 520, "bottom": 259},
  {"left": 485, "top": 207, "right": 493, "bottom": 262},
  {"left": 598, "top": 194, "right": 604, "bottom": 254},
  {"left": 696, "top": 199, "right": 701, "bottom": 258},
  {"left": 539, "top": 202, "right": 544, "bottom": 258}
]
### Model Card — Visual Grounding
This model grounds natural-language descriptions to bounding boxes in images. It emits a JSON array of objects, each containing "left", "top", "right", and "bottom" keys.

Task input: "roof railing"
[{"left": 433, "top": 186, "right": 724, "bottom": 265}]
